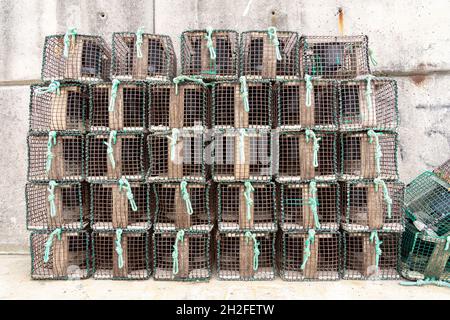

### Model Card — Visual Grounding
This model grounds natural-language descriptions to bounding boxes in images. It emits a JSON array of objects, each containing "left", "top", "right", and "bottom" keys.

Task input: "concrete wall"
[{"left": 0, "top": 0, "right": 449, "bottom": 252}]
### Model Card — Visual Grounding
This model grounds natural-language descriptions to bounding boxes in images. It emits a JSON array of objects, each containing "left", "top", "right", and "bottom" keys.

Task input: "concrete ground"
[{"left": 0, "top": 255, "right": 448, "bottom": 300}]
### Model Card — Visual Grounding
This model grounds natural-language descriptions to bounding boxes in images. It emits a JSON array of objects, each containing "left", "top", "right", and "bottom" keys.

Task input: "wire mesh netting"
[
  {"left": 153, "top": 230, "right": 211, "bottom": 281},
  {"left": 89, "top": 82, "right": 146, "bottom": 132},
  {"left": 30, "top": 229, "right": 90, "bottom": 280},
  {"left": 42, "top": 34, "right": 111, "bottom": 82},
  {"left": 181, "top": 30, "right": 239, "bottom": 79},
  {"left": 434, "top": 159, "right": 450, "bottom": 184},
  {"left": 92, "top": 229, "right": 150, "bottom": 280},
  {"left": 241, "top": 30, "right": 299, "bottom": 79},
  {"left": 112, "top": 32, "right": 176, "bottom": 81},
  {"left": 299, "top": 35, "right": 369, "bottom": 79}
]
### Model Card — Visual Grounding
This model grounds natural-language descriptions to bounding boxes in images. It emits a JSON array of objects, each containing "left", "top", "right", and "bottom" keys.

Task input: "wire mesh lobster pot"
[
  {"left": 339, "top": 78, "right": 398, "bottom": 131},
  {"left": 28, "top": 132, "right": 84, "bottom": 182},
  {"left": 30, "top": 229, "right": 89, "bottom": 280},
  {"left": 400, "top": 221, "right": 449, "bottom": 282},
  {"left": 343, "top": 231, "right": 400, "bottom": 280},
  {"left": 241, "top": 30, "right": 298, "bottom": 79},
  {"left": 26, "top": 182, "right": 88, "bottom": 230},
  {"left": 403, "top": 171, "right": 450, "bottom": 237},
  {"left": 86, "top": 132, "right": 144, "bottom": 182},
  {"left": 299, "top": 35, "right": 369, "bottom": 79},
  {"left": 181, "top": 29, "right": 239, "bottom": 79},
  {"left": 280, "top": 181, "right": 339, "bottom": 232},
  {"left": 153, "top": 230, "right": 211, "bottom": 281},
  {"left": 90, "top": 182, "right": 150, "bottom": 231},
  {"left": 279, "top": 230, "right": 340, "bottom": 281},
  {"left": 112, "top": 32, "right": 176, "bottom": 81},
  {"left": 340, "top": 131, "right": 398, "bottom": 180},
  {"left": 29, "top": 82, "right": 88, "bottom": 132},
  {"left": 92, "top": 229, "right": 150, "bottom": 280},
  {"left": 42, "top": 34, "right": 111, "bottom": 82},
  {"left": 434, "top": 159, "right": 450, "bottom": 184},
  {"left": 212, "top": 129, "right": 271, "bottom": 182},
  {"left": 277, "top": 131, "right": 337, "bottom": 182},
  {"left": 149, "top": 82, "right": 207, "bottom": 130},
  {"left": 341, "top": 180, "right": 404, "bottom": 232},
  {"left": 89, "top": 82, "right": 146, "bottom": 132},
  {"left": 213, "top": 80, "right": 272, "bottom": 129},
  {"left": 217, "top": 231, "right": 275, "bottom": 280},
  {"left": 218, "top": 182, "right": 276, "bottom": 232},
  {"left": 147, "top": 129, "right": 205, "bottom": 182},
  {"left": 277, "top": 79, "right": 337, "bottom": 130}
]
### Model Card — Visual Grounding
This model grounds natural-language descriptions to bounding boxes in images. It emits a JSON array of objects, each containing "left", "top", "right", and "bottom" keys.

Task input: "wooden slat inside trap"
[{"left": 49, "top": 86, "right": 82, "bottom": 131}]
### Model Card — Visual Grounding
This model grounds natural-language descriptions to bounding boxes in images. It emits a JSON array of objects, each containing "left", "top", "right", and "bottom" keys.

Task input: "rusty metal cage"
[
  {"left": 434, "top": 159, "right": 450, "bottom": 184},
  {"left": 280, "top": 181, "right": 339, "bottom": 232},
  {"left": 343, "top": 231, "right": 400, "bottom": 280},
  {"left": 42, "top": 34, "right": 111, "bottom": 82},
  {"left": 30, "top": 229, "right": 89, "bottom": 280},
  {"left": 111, "top": 32, "right": 176, "bottom": 81},
  {"left": 28, "top": 131, "right": 84, "bottom": 182},
  {"left": 153, "top": 230, "right": 211, "bottom": 281},
  {"left": 92, "top": 229, "right": 150, "bottom": 280},
  {"left": 299, "top": 35, "right": 369, "bottom": 79},
  {"left": 241, "top": 30, "right": 299, "bottom": 79},
  {"left": 181, "top": 29, "right": 239, "bottom": 80},
  {"left": 212, "top": 80, "right": 272, "bottom": 129},
  {"left": 89, "top": 81, "right": 146, "bottom": 132},
  {"left": 86, "top": 132, "right": 144, "bottom": 182}
]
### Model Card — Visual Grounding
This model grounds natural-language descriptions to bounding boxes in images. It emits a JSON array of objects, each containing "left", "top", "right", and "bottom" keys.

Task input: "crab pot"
[
  {"left": 212, "top": 129, "right": 271, "bottom": 181},
  {"left": 404, "top": 171, "right": 450, "bottom": 237},
  {"left": 280, "top": 182, "right": 339, "bottom": 231},
  {"left": 241, "top": 31, "right": 298, "bottom": 79},
  {"left": 341, "top": 180, "right": 404, "bottom": 232},
  {"left": 26, "top": 182, "right": 88, "bottom": 230},
  {"left": 279, "top": 231, "right": 340, "bottom": 281},
  {"left": 278, "top": 80, "right": 337, "bottom": 130},
  {"left": 149, "top": 82, "right": 207, "bottom": 130},
  {"left": 28, "top": 132, "right": 84, "bottom": 182},
  {"left": 30, "top": 230, "right": 89, "bottom": 280},
  {"left": 299, "top": 35, "right": 369, "bottom": 79},
  {"left": 213, "top": 80, "right": 272, "bottom": 129},
  {"left": 343, "top": 231, "right": 400, "bottom": 280},
  {"left": 86, "top": 132, "right": 143, "bottom": 182},
  {"left": 41, "top": 35, "right": 111, "bottom": 82},
  {"left": 217, "top": 231, "right": 275, "bottom": 280},
  {"left": 112, "top": 32, "right": 176, "bottom": 81},
  {"left": 92, "top": 230, "right": 150, "bottom": 280},
  {"left": 339, "top": 78, "right": 398, "bottom": 130},
  {"left": 29, "top": 82, "right": 88, "bottom": 132},
  {"left": 181, "top": 30, "right": 239, "bottom": 79},
  {"left": 277, "top": 131, "right": 336, "bottom": 182},
  {"left": 434, "top": 159, "right": 450, "bottom": 184},
  {"left": 89, "top": 82, "right": 146, "bottom": 131},
  {"left": 147, "top": 130, "right": 204, "bottom": 181},
  {"left": 341, "top": 131, "right": 398, "bottom": 180},
  {"left": 90, "top": 182, "right": 150, "bottom": 230},
  {"left": 153, "top": 230, "right": 211, "bottom": 281},
  {"left": 217, "top": 182, "right": 276, "bottom": 232}
]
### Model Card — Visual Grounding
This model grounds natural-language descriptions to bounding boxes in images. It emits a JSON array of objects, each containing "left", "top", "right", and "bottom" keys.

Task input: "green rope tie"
[
  {"left": 103, "top": 130, "right": 117, "bottom": 170},
  {"left": 308, "top": 181, "right": 321, "bottom": 229},
  {"left": 43, "top": 228, "right": 62, "bottom": 263},
  {"left": 301, "top": 229, "right": 316, "bottom": 270},
  {"left": 204, "top": 26, "right": 216, "bottom": 60},
  {"left": 244, "top": 231, "right": 260, "bottom": 271},
  {"left": 180, "top": 180, "right": 193, "bottom": 215},
  {"left": 115, "top": 229, "right": 124, "bottom": 269},
  {"left": 135, "top": 26, "right": 144, "bottom": 59},
  {"left": 374, "top": 178, "right": 392, "bottom": 219},
  {"left": 305, "top": 129, "right": 321, "bottom": 168},
  {"left": 118, "top": 177, "right": 138, "bottom": 211},
  {"left": 368, "top": 49, "right": 378, "bottom": 66},
  {"left": 304, "top": 74, "right": 313, "bottom": 107},
  {"left": 109, "top": 79, "right": 121, "bottom": 112},
  {"left": 244, "top": 181, "right": 255, "bottom": 221},
  {"left": 172, "top": 230, "right": 185, "bottom": 275},
  {"left": 400, "top": 278, "right": 450, "bottom": 288},
  {"left": 239, "top": 76, "right": 249, "bottom": 112},
  {"left": 35, "top": 80, "right": 61, "bottom": 95},
  {"left": 47, "top": 181, "right": 58, "bottom": 218},
  {"left": 46, "top": 131, "right": 57, "bottom": 174},
  {"left": 445, "top": 236, "right": 450, "bottom": 251},
  {"left": 267, "top": 26, "right": 282, "bottom": 61},
  {"left": 173, "top": 76, "right": 206, "bottom": 95},
  {"left": 167, "top": 128, "right": 180, "bottom": 162},
  {"left": 367, "top": 130, "right": 383, "bottom": 176},
  {"left": 365, "top": 75, "right": 375, "bottom": 113},
  {"left": 63, "top": 27, "right": 77, "bottom": 58},
  {"left": 370, "top": 230, "right": 383, "bottom": 270},
  {"left": 238, "top": 129, "right": 248, "bottom": 163}
]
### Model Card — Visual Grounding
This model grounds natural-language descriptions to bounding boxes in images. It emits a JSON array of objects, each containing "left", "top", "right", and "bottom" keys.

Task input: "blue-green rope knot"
[
  {"left": 118, "top": 177, "right": 138, "bottom": 211},
  {"left": 109, "top": 79, "right": 121, "bottom": 112},
  {"left": 400, "top": 278, "right": 450, "bottom": 288},
  {"left": 245, "top": 231, "right": 260, "bottom": 271},
  {"left": 35, "top": 80, "right": 61, "bottom": 95},
  {"left": 445, "top": 236, "right": 450, "bottom": 251},
  {"left": 103, "top": 130, "right": 117, "bottom": 169},
  {"left": 370, "top": 230, "right": 383, "bottom": 270},
  {"left": 267, "top": 26, "right": 282, "bottom": 61},
  {"left": 135, "top": 26, "right": 145, "bottom": 59},
  {"left": 180, "top": 180, "right": 193, "bottom": 215},
  {"left": 46, "top": 131, "right": 57, "bottom": 174},
  {"left": 63, "top": 27, "right": 77, "bottom": 58},
  {"left": 47, "top": 180, "right": 58, "bottom": 218},
  {"left": 244, "top": 181, "right": 255, "bottom": 221},
  {"left": 367, "top": 130, "right": 383, "bottom": 176},
  {"left": 304, "top": 74, "right": 313, "bottom": 107},
  {"left": 238, "top": 129, "right": 248, "bottom": 163},
  {"left": 305, "top": 129, "right": 321, "bottom": 168},
  {"left": 239, "top": 76, "right": 249, "bottom": 112},
  {"left": 365, "top": 75, "right": 375, "bottom": 113},
  {"left": 115, "top": 228, "right": 124, "bottom": 269},
  {"left": 301, "top": 229, "right": 316, "bottom": 270},
  {"left": 172, "top": 230, "right": 185, "bottom": 275},
  {"left": 308, "top": 181, "right": 321, "bottom": 229},
  {"left": 204, "top": 26, "right": 216, "bottom": 60},
  {"left": 173, "top": 76, "right": 207, "bottom": 95},
  {"left": 368, "top": 49, "right": 378, "bottom": 66},
  {"left": 43, "top": 228, "right": 62, "bottom": 263},
  {"left": 167, "top": 128, "right": 180, "bottom": 162},
  {"left": 374, "top": 178, "right": 392, "bottom": 219}
]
